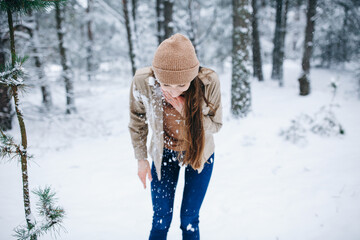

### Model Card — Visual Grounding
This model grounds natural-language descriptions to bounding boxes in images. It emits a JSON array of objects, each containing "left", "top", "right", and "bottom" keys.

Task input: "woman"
[{"left": 128, "top": 33, "right": 222, "bottom": 240}]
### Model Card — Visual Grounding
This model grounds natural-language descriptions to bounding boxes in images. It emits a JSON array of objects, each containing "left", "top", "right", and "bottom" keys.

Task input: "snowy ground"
[{"left": 1, "top": 60, "right": 359, "bottom": 240}]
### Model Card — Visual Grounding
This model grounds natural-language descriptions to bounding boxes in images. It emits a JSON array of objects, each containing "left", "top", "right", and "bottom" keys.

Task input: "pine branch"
[
  {"left": 0, "top": 128, "right": 33, "bottom": 163},
  {"left": 0, "top": 128, "right": 23, "bottom": 162},
  {"left": 0, "top": 0, "right": 66, "bottom": 14},
  {"left": 13, "top": 186, "right": 66, "bottom": 240},
  {"left": 0, "top": 55, "right": 28, "bottom": 89},
  {"left": 33, "top": 186, "right": 65, "bottom": 223}
]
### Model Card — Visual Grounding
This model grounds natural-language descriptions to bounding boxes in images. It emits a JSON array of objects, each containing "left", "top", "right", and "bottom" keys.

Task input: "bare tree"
[
  {"left": 231, "top": 0, "right": 252, "bottom": 117},
  {"left": 187, "top": 0, "right": 197, "bottom": 52},
  {"left": 271, "top": 0, "right": 289, "bottom": 86},
  {"left": 298, "top": 0, "right": 317, "bottom": 96},
  {"left": 28, "top": 11, "right": 53, "bottom": 109},
  {"left": 123, "top": 0, "right": 136, "bottom": 76},
  {"left": 292, "top": 0, "right": 302, "bottom": 52},
  {"left": 156, "top": 0, "right": 173, "bottom": 44},
  {"left": 0, "top": 23, "right": 12, "bottom": 130},
  {"left": 55, "top": 1, "right": 76, "bottom": 114},
  {"left": 177, "top": 0, "right": 217, "bottom": 55},
  {"left": 164, "top": 0, "right": 174, "bottom": 39},
  {"left": 156, "top": 0, "right": 164, "bottom": 44},
  {"left": 86, "top": 0, "right": 95, "bottom": 81},
  {"left": 131, "top": 0, "right": 138, "bottom": 33},
  {"left": 251, "top": 0, "right": 264, "bottom": 81}
]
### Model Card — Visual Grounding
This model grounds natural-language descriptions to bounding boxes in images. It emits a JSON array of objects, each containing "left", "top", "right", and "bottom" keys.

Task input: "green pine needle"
[
  {"left": 0, "top": 128, "right": 22, "bottom": 162},
  {"left": 0, "top": 55, "right": 28, "bottom": 88},
  {"left": 32, "top": 186, "right": 65, "bottom": 224},
  {"left": 0, "top": 0, "right": 66, "bottom": 14},
  {"left": 13, "top": 186, "right": 66, "bottom": 240}
]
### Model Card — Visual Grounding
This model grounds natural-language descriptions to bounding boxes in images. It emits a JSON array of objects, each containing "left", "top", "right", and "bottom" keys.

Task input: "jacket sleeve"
[
  {"left": 203, "top": 71, "right": 223, "bottom": 134},
  {"left": 128, "top": 76, "right": 149, "bottom": 160}
]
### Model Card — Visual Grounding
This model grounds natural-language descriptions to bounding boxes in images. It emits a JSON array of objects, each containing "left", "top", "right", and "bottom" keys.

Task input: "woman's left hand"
[{"left": 162, "top": 90, "right": 185, "bottom": 117}]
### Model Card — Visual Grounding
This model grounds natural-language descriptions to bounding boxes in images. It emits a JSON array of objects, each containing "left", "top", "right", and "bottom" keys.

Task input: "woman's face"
[{"left": 160, "top": 82, "right": 191, "bottom": 98}]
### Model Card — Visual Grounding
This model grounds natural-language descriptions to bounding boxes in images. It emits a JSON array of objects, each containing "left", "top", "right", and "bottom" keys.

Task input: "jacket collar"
[{"left": 198, "top": 67, "right": 212, "bottom": 85}]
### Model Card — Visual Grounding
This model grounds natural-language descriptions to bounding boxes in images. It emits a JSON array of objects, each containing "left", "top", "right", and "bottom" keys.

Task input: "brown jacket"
[{"left": 128, "top": 66, "right": 222, "bottom": 181}]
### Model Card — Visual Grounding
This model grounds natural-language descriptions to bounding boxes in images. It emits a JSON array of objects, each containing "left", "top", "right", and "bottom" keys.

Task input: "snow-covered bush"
[
  {"left": 310, "top": 105, "right": 345, "bottom": 137},
  {"left": 279, "top": 113, "right": 312, "bottom": 145},
  {"left": 280, "top": 78, "right": 345, "bottom": 144}
]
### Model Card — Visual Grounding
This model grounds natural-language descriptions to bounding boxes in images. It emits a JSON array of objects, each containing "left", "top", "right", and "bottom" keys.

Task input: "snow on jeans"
[{"left": 149, "top": 147, "right": 214, "bottom": 240}]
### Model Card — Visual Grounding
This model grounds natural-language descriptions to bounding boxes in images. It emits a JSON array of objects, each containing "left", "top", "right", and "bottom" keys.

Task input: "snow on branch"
[
  {"left": 13, "top": 186, "right": 66, "bottom": 240},
  {"left": 0, "top": 55, "right": 29, "bottom": 89},
  {"left": 0, "top": 128, "right": 33, "bottom": 163}
]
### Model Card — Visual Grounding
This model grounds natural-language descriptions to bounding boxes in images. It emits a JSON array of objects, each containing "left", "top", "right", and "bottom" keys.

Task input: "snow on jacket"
[{"left": 128, "top": 66, "right": 222, "bottom": 181}]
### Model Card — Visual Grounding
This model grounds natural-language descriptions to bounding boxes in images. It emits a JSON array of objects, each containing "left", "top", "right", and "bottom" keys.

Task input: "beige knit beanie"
[{"left": 152, "top": 33, "right": 200, "bottom": 85}]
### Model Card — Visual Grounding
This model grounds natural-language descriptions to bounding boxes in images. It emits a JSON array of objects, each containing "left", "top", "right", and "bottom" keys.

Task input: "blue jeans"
[{"left": 149, "top": 148, "right": 215, "bottom": 240}]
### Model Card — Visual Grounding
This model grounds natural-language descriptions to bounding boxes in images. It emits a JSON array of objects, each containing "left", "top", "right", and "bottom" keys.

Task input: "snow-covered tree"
[
  {"left": 315, "top": 0, "right": 360, "bottom": 67},
  {"left": 298, "top": 0, "right": 317, "bottom": 96},
  {"left": 156, "top": 0, "right": 174, "bottom": 44},
  {"left": 0, "top": 16, "right": 13, "bottom": 130},
  {"left": 26, "top": 11, "right": 53, "bottom": 109},
  {"left": 231, "top": 0, "right": 252, "bottom": 117},
  {"left": 0, "top": 1, "right": 65, "bottom": 239},
  {"left": 123, "top": 0, "right": 136, "bottom": 76},
  {"left": 251, "top": 0, "right": 264, "bottom": 81},
  {"left": 85, "top": 0, "right": 95, "bottom": 81},
  {"left": 55, "top": 1, "right": 76, "bottom": 114},
  {"left": 271, "top": 0, "right": 289, "bottom": 86}
]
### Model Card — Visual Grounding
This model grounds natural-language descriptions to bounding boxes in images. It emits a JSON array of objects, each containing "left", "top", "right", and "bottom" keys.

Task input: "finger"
[
  {"left": 142, "top": 176, "right": 146, "bottom": 189},
  {"left": 148, "top": 168, "right": 152, "bottom": 182},
  {"left": 138, "top": 173, "right": 146, "bottom": 189}
]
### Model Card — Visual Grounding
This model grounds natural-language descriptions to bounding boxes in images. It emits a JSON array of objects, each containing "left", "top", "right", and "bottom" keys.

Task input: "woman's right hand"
[{"left": 138, "top": 159, "right": 152, "bottom": 189}]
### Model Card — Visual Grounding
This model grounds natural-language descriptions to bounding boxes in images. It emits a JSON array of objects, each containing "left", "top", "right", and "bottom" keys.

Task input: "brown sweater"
[{"left": 162, "top": 97, "right": 186, "bottom": 151}]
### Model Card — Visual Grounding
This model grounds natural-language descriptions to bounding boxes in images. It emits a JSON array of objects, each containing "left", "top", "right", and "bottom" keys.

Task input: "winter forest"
[{"left": 0, "top": 0, "right": 359, "bottom": 239}]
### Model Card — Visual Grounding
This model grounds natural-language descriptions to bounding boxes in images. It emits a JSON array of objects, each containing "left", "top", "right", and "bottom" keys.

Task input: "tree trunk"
[
  {"left": 0, "top": 35, "right": 12, "bottom": 130},
  {"left": 231, "top": 0, "right": 252, "bottom": 118},
  {"left": 278, "top": 0, "right": 288, "bottom": 87},
  {"left": 55, "top": 2, "right": 76, "bottom": 114},
  {"left": 260, "top": 0, "right": 266, "bottom": 7},
  {"left": 187, "top": 0, "right": 197, "bottom": 53},
  {"left": 298, "top": 0, "right": 317, "bottom": 96},
  {"left": 271, "top": 0, "right": 283, "bottom": 81},
  {"left": 156, "top": 0, "right": 164, "bottom": 44},
  {"left": 86, "top": 0, "right": 95, "bottom": 81},
  {"left": 292, "top": 0, "right": 301, "bottom": 51},
  {"left": 156, "top": 0, "right": 173, "bottom": 44},
  {"left": 131, "top": 0, "right": 138, "bottom": 33},
  {"left": 6, "top": 8, "right": 36, "bottom": 239},
  {"left": 123, "top": 0, "right": 136, "bottom": 76},
  {"left": 251, "top": 0, "right": 264, "bottom": 81},
  {"left": 341, "top": 5, "right": 349, "bottom": 62},
  {"left": 28, "top": 11, "right": 53, "bottom": 109},
  {"left": 271, "top": 0, "right": 288, "bottom": 84},
  {"left": 163, "top": 0, "right": 174, "bottom": 39}
]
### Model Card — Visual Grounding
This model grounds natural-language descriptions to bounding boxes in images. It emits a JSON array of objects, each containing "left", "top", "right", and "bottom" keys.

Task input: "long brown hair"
[
  {"left": 178, "top": 66, "right": 215, "bottom": 169},
  {"left": 152, "top": 67, "right": 215, "bottom": 169}
]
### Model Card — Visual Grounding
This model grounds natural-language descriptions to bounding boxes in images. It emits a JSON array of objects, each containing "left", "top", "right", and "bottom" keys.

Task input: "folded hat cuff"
[{"left": 152, "top": 63, "right": 200, "bottom": 85}]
